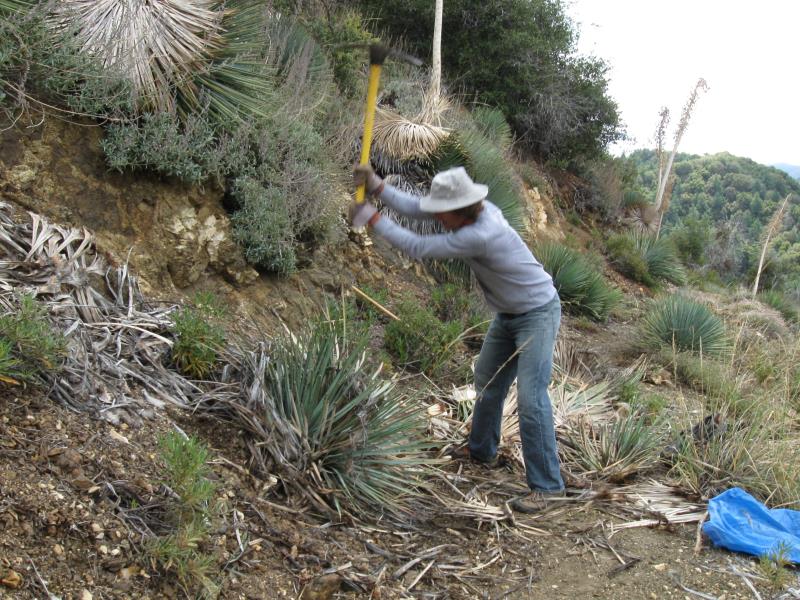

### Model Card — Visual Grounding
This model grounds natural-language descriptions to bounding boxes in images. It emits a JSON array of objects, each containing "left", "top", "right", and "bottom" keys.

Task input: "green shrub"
[
  {"left": 302, "top": 8, "right": 376, "bottom": 95},
  {"left": 103, "top": 112, "right": 218, "bottom": 185},
  {"left": 535, "top": 242, "right": 620, "bottom": 321},
  {"left": 606, "top": 231, "right": 686, "bottom": 287},
  {"left": 632, "top": 393, "right": 668, "bottom": 421},
  {"left": 0, "top": 11, "right": 134, "bottom": 118},
  {"left": 149, "top": 432, "right": 219, "bottom": 599},
  {"left": 759, "top": 289, "right": 800, "bottom": 324},
  {"left": 606, "top": 234, "right": 655, "bottom": 286},
  {"left": 170, "top": 294, "right": 226, "bottom": 379},
  {"left": 384, "top": 298, "right": 462, "bottom": 375},
  {"left": 0, "top": 294, "right": 65, "bottom": 384},
  {"left": 642, "top": 295, "right": 728, "bottom": 356}
]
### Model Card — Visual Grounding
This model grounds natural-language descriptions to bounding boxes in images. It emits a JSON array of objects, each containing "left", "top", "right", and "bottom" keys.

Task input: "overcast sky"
[{"left": 565, "top": 0, "right": 800, "bottom": 167}]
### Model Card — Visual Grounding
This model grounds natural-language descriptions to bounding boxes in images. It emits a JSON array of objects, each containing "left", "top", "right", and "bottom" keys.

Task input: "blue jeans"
[{"left": 469, "top": 294, "right": 563, "bottom": 492}]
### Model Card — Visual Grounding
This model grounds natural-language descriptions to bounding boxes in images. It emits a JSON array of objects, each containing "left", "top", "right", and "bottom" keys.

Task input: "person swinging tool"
[{"left": 350, "top": 165, "right": 565, "bottom": 512}]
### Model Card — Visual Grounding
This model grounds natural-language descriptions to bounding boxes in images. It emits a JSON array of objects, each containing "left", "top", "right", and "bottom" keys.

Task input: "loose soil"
[{"left": 0, "top": 386, "right": 783, "bottom": 600}]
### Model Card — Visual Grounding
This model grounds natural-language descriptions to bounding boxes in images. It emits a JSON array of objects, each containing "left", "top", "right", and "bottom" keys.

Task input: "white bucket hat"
[{"left": 419, "top": 167, "right": 488, "bottom": 212}]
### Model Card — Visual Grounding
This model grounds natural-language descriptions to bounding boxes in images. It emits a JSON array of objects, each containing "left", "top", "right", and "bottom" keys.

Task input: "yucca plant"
[
  {"left": 432, "top": 127, "right": 524, "bottom": 232},
  {"left": 666, "top": 403, "right": 798, "bottom": 503},
  {"left": 606, "top": 231, "right": 686, "bottom": 287},
  {"left": 229, "top": 323, "right": 438, "bottom": 521},
  {"left": 534, "top": 242, "right": 620, "bottom": 321},
  {"left": 641, "top": 294, "right": 728, "bottom": 356},
  {"left": 561, "top": 413, "right": 665, "bottom": 482},
  {"left": 637, "top": 232, "right": 687, "bottom": 285},
  {"left": 469, "top": 106, "right": 512, "bottom": 151}
]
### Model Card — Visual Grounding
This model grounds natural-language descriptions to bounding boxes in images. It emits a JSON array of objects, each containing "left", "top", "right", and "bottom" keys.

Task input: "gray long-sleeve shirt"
[{"left": 373, "top": 184, "right": 557, "bottom": 314}]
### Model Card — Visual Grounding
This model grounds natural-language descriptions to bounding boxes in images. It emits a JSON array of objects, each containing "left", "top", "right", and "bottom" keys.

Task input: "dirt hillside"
[{"left": 0, "top": 117, "right": 793, "bottom": 599}]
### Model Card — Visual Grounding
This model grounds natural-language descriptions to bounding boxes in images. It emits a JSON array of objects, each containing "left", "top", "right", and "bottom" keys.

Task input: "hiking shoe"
[
  {"left": 510, "top": 490, "right": 567, "bottom": 513},
  {"left": 448, "top": 444, "right": 501, "bottom": 468}
]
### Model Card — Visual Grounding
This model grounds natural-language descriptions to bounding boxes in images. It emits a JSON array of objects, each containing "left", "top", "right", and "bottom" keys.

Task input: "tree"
[{"left": 353, "top": 0, "right": 623, "bottom": 162}]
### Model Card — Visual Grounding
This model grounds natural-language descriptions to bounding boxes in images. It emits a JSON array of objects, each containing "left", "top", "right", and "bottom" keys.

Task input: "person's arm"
[
  {"left": 372, "top": 215, "right": 484, "bottom": 260},
  {"left": 377, "top": 184, "right": 434, "bottom": 221}
]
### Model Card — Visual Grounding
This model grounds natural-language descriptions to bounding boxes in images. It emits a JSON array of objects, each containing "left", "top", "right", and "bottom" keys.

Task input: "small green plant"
[
  {"left": 535, "top": 242, "right": 621, "bottom": 322},
  {"left": 617, "top": 380, "right": 640, "bottom": 405},
  {"left": 384, "top": 298, "right": 462, "bottom": 375},
  {"left": 0, "top": 294, "right": 66, "bottom": 384},
  {"left": 631, "top": 393, "right": 668, "bottom": 421},
  {"left": 757, "top": 543, "right": 794, "bottom": 592},
  {"left": 0, "top": 338, "right": 22, "bottom": 384},
  {"left": 149, "top": 432, "right": 219, "bottom": 599},
  {"left": 430, "top": 284, "right": 490, "bottom": 347},
  {"left": 170, "top": 294, "right": 226, "bottom": 379},
  {"left": 641, "top": 294, "right": 728, "bottom": 356}
]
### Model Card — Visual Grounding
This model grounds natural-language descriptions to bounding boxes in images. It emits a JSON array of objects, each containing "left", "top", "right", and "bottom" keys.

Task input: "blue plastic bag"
[{"left": 703, "top": 487, "right": 800, "bottom": 563}]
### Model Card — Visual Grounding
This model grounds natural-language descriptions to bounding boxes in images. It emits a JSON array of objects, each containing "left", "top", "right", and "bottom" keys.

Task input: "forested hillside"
[{"left": 629, "top": 149, "right": 800, "bottom": 295}]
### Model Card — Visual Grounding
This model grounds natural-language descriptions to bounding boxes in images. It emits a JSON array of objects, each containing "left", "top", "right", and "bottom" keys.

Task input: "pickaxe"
[{"left": 353, "top": 43, "right": 422, "bottom": 204}]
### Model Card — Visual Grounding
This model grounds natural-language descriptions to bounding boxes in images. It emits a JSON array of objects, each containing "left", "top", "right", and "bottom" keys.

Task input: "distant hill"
[
  {"left": 629, "top": 150, "right": 800, "bottom": 289},
  {"left": 773, "top": 163, "right": 800, "bottom": 180}
]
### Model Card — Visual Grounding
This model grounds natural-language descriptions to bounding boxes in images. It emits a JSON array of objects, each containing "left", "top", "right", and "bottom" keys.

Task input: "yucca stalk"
[
  {"left": 752, "top": 194, "right": 792, "bottom": 297},
  {"left": 653, "top": 78, "right": 708, "bottom": 236}
]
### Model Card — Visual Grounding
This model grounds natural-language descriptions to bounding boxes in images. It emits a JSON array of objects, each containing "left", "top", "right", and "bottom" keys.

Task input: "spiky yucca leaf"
[
  {"left": 561, "top": 413, "right": 665, "bottom": 482},
  {"left": 234, "top": 324, "right": 437, "bottom": 520},
  {"left": 642, "top": 294, "right": 728, "bottom": 356}
]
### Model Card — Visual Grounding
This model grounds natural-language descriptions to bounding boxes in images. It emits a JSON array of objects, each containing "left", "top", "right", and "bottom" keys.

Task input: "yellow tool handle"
[{"left": 356, "top": 63, "right": 383, "bottom": 204}]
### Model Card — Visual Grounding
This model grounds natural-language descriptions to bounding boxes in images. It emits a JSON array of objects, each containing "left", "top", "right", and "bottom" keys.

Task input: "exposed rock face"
[{"left": 0, "top": 118, "right": 257, "bottom": 296}]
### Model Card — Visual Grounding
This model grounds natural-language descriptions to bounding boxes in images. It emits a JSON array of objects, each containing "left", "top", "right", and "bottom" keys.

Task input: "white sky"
[{"left": 565, "top": 0, "right": 800, "bottom": 166}]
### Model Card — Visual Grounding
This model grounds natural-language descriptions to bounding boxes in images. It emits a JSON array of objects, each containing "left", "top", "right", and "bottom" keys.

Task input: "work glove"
[
  {"left": 353, "top": 164, "right": 384, "bottom": 196},
  {"left": 349, "top": 201, "right": 379, "bottom": 228}
]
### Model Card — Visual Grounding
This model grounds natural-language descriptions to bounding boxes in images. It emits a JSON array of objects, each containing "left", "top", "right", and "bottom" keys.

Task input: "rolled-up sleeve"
[{"left": 373, "top": 216, "right": 485, "bottom": 260}]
